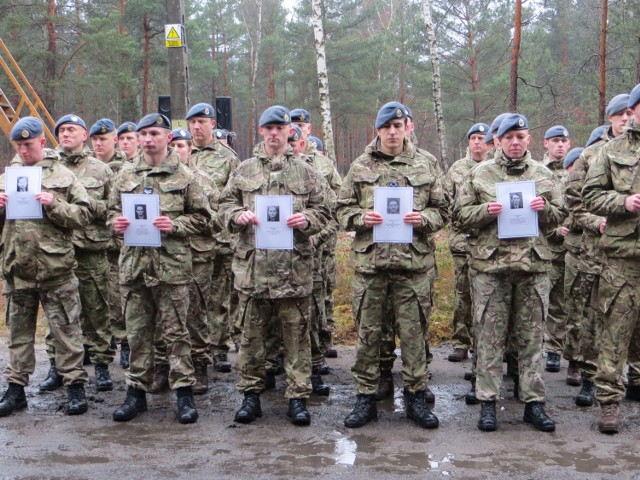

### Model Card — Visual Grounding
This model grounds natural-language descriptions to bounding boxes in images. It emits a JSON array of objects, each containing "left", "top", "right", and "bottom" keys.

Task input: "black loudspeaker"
[
  {"left": 215, "top": 96, "right": 232, "bottom": 131},
  {"left": 158, "top": 95, "right": 171, "bottom": 122}
]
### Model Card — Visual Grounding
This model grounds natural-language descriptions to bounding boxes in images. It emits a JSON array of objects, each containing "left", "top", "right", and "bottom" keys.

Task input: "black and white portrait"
[
  {"left": 16, "top": 176, "right": 28, "bottom": 192},
  {"left": 267, "top": 205, "right": 280, "bottom": 222},
  {"left": 387, "top": 197, "right": 400, "bottom": 215},
  {"left": 510, "top": 192, "right": 523, "bottom": 209},
  {"left": 134, "top": 204, "right": 147, "bottom": 220}
]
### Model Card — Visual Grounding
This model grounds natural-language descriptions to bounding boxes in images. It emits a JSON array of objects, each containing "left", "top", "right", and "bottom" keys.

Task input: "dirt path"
[{"left": 1, "top": 337, "right": 639, "bottom": 479}]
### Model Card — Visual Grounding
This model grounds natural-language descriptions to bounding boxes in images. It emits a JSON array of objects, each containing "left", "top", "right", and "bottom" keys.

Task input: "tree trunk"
[
  {"left": 598, "top": 0, "right": 608, "bottom": 124},
  {"left": 75, "top": 0, "right": 84, "bottom": 115},
  {"left": 166, "top": 0, "right": 189, "bottom": 120},
  {"left": 509, "top": 0, "right": 522, "bottom": 112},
  {"left": 241, "top": 0, "right": 262, "bottom": 146},
  {"left": 311, "top": 0, "right": 337, "bottom": 163},
  {"left": 45, "top": 0, "right": 56, "bottom": 113},
  {"left": 464, "top": 1, "right": 479, "bottom": 120},
  {"left": 143, "top": 14, "right": 151, "bottom": 113},
  {"left": 421, "top": 0, "right": 447, "bottom": 170}
]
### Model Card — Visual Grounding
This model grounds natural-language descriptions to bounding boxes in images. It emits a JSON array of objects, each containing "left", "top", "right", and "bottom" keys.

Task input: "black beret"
[
  {"left": 54, "top": 114, "right": 87, "bottom": 137},
  {"left": 137, "top": 113, "right": 171, "bottom": 131},
  {"left": 89, "top": 118, "right": 116, "bottom": 137},
  {"left": 10, "top": 116, "right": 44, "bottom": 141},
  {"left": 186, "top": 103, "right": 216, "bottom": 120}
]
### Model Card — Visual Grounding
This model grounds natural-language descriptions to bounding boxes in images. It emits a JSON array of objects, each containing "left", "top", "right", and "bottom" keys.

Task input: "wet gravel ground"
[{"left": 1, "top": 337, "right": 640, "bottom": 480}]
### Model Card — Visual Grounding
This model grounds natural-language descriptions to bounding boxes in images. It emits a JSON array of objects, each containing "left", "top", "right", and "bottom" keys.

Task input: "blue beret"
[
  {"left": 171, "top": 129, "right": 192, "bottom": 141},
  {"left": 213, "top": 128, "right": 228, "bottom": 140},
  {"left": 544, "top": 125, "right": 570, "bottom": 140},
  {"left": 10, "top": 116, "right": 44, "bottom": 141},
  {"left": 467, "top": 123, "right": 490, "bottom": 138},
  {"left": 186, "top": 102, "right": 215, "bottom": 120},
  {"left": 563, "top": 148, "right": 584, "bottom": 169},
  {"left": 290, "top": 109, "right": 311, "bottom": 123},
  {"left": 484, "top": 113, "right": 510, "bottom": 144},
  {"left": 375, "top": 101, "right": 408, "bottom": 129},
  {"left": 288, "top": 125, "right": 303, "bottom": 142},
  {"left": 585, "top": 125, "right": 607, "bottom": 148},
  {"left": 117, "top": 121, "right": 137, "bottom": 136},
  {"left": 308, "top": 136, "right": 323, "bottom": 151},
  {"left": 606, "top": 94, "right": 630, "bottom": 116},
  {"left": 404, "top": 105, "right": 413, "bottom": 119},
  {"left": 628, "top": 83, "right": 640, "bottom": 109},
  {"left": 54, "top": 114, "right": 86, "bottom": 137},
  {"left": 137, "top": 113, "right": 171, "bottom": 131},
  {"left": 259, "top": 106, "right": 290, "bottom": 127},
  {"left": 89, "top": 118, "right": 116, "bottom": 137},
  {"left": 496, "top": 113, "right": 528, "bottom": 138}
]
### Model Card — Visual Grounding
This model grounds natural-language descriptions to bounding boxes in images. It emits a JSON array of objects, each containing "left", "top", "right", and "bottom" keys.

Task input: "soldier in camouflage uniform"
[
  {"left": 443, "top": 122, "right": 490, "bottom": 404},
  {"left": 117, "top": 121, "right": 139, "bottom": 161},
  {"left": 338, "top": 102, "right": 445, "bottom": 429},
  {"left": 582, "top": 84, "right": 640, "bottom": 434},
  {"left": 109, "top": 113, "right": 212, "bottom": 424},
  {"left": 454, "top": 114, "right": 565, "bottom": 432},
  {"left": 0, "top": 117, "right": 93, "bottom": 417},
  {"left": 540, "top": 126, "right": 572, "bottom": 377},
  {"left": 218, "top": 106, "right": 332, "bottom": 426},
  {"left": 187, "top": 103, "right": 240, "bottom": 376}
]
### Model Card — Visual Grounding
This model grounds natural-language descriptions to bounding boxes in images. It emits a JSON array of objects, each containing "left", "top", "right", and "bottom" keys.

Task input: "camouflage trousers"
[
  {"left": 319, "top": 235, "right": 337, "bottom": 346},
  {"left": 123, "top": 282, "right": 195, "bottom": 391},
  {"left": 236, "top": 294, "right": 312, "bottom": 399},
  {"left": 451, "top": 254, "right": 473, "bottom": 351},
  {"left": 471, "top": 269, "right": 549, "bottom": 403},
  {"left": 352, "top": 271, "right": 430, "bottom": 395},
  {"left": 4, "top": 276, "right": 88, "bottom": 386},
  {"left": 379, "top": 265, "right": 436, "bottom": 372},
  {"left": 107, "top": 250, "right": 126, "bottom": 344},
  {"left": 209, "top": 253, "right": 239, "bottom": 354},
  {"left": 595, "top": 260, "right": 640, "bottom": 404},
  {"left": 543, "top": 259, "right": 567, "bottom": 355},
  {"left": 155, "top": 260, "right": 214, "bottom": 367},
  {"left": 45, "top": 251, "right": 114, "bottom": 365}
]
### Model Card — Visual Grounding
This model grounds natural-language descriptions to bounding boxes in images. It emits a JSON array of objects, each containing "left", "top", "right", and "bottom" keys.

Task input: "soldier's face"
[
  {"left": 288, "top": 138, "right": 305, "bottom": 155},
  {"left": 171, "top": 140, "right": 192, "bottom": 164},
  {"left": 544, "top": 136, "right": 570, "bottom": 160},
  {"left": 609, "top": 108, "right": 632, "bottom": 137},
  {"left": 259, "top": 124, "right": 291, "bottom": 155},
  {"left": 138, "top": 127, "right": 171, "bottom": 157},
  {"left": 293, "top": 122, "right": 311, "bottom": 139},
  {"left": 499, "top": 130, "right": 530, "bottom": 159},
  {"left": 118, "top": 132, "right": 139, "bottom": 159},
  {"left": 58, "top": 124, "right": 87, "bottom": 152},
  {"left": 405, "top": 119, "right": 415, "bottom": 139},
  {"left": 188, "top": 117, "right": 216, "bottom": 147},
  {"left": 468, "top": 133, "right": 488, "bottom": 161},
  {"left": 91, "top": 132, "right": 117, "bottom": 159},
  {"left": 14, "top": 136, "right": 46, "bottom": 166},
  {"left": 378, "top": 119, "right": 406, "bottom": 155}
]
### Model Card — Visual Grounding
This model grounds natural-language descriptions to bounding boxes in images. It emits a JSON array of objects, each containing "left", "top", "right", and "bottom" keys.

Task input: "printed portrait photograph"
[
  {"left": 387, "top": 197, "right": 400, "bottom": 215},
  {"left": 16, "top": 176, "right": 28, "bottom": 192},
  {"left": 267, "top": 205, "right": 280, "bottom": 222},
  {"left": 134, "top": 204, "right": 147, "bottom": 220},
  {"left": 510, "top": 192, "right": 524, "bottom": 209}
]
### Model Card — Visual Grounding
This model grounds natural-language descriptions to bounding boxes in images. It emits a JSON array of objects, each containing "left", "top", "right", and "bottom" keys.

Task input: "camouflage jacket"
[
  {"left": 58, "top": 146, "right": 113, "bottom": 252},
  {"left": 453, "top": 150, "right": 566, "bottom": 274},
  {"left": 189, "top": 167, "right": 220, "bottom": 263},
  {"left": 582, "top": 122, "right": 640, "bottom": 260},
  {"left": 337, "top": 138, "right": 447, "bottom": 274},
  {"left": 218, "top": 142, "right": 332, "bottom": 299},
  {"left": 189, "top": 138, "right": 240, "bottom": 255},
  {"left": 0, "top": 149, "right": 94, "bottom": 288},
  {"left": 542, "top": 152, "right": 570, "bottom": 260},
  {"left": 108, "top": 150, "right": 212, "bottom": 286},
  {"left": 105, "top": 149, "right": 130, "bottom": 174},
  {"left": 444, "top": 150, "right": 483, "bottom": 255}
]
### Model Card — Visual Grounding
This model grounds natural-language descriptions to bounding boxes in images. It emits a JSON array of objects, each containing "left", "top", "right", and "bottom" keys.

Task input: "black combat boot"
[
  {"left": 38, "top": 359, "right": 63, "bottom": 392},
  {"left": 287, "top": 398, "right": 311, "bottom": 426},
  {"left": 523, "top": 401, "right": 555, "bottom": 432},
  {"left": 66, "top": 383, "right": 88, "bottom": 416},
  {"left": 406, "top": 390, "right": 439, "bottom": 429},
  {"left": 318, "top": 358, "right": 331, "bottom": 375},
  {"left": 0, "top": 383, "right": 27, "bottom": 417},
  {"left": 119, "top": 342, "right": 130, "bottom": 369},
  {"left": 575, "top": 379, "right": 596, "bottom": 407},
  {"left": 264, "top": 370, "right": 277, "bottom": 390},
  {"left": 95, "top": 364, "right": 114, "bottom": 392},
  {"left": 311, "top": 370, "right": 330, "bottom": 396},
  {"left": 234, "top": 393, "right": 262, "bottom": 424},
  {"left": 150, "top": 364, "right": 170, "bottom": 394},
  {"left": 375, "top": 370, "right": 393, "bottom": 401},
  {"left": 213, "top": 353, "right": 232, "bottom": 373},
  {"left": 478, "top": 401, "right": 497, "bottom": 432},
  {"left": 625, "top": 383, "right": 640, "bottom": 401},
  {"left": 465, "top": 379, "right": 479, "bottom": 405},
  {"left": 83, "top": 345, "right": 92, "bottom": 366},
  {"left": 344, "top": 394, "right": 377, "bottom": 428},
  {"left": 192, "top": 364, "right": 209, "bottom": 395},
  {"left": 545, "top": 352, "right": 561, "bottom": 372},
  {"left": 113, "top": 385, "right": 148, "bottom": 422},
  {"left": 176, "top": 386, "right": 199, "bottom": 424},
  {"left": 324, "top": 340, "right": 338, "bottom": 358}
]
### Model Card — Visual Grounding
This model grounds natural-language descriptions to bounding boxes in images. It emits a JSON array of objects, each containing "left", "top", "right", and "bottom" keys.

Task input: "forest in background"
[{"left": 1, "top": 0, "right": 639, "bottom": 170}]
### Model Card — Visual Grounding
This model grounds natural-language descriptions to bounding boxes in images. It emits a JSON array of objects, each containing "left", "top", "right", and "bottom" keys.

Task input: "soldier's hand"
[
  {"left": 114, "top": 217, "right": 130, "bottom": 234},
  {"left": 403, "top": 211, "right": 423, "bottom": 225},
  {"left": 599, "top": 219, "right": 607, "bottom": 234},
  {"left": 624, "top": 194, "right": 640, "bottom": 213},
  {"left": 487, "top": 202, "right": 502, "bottom": 216},
  {"left": 35, "top": 192, "right": 54, "bottom": 206},
  {"left": 560, "top": 226, "right": 569, "bottom": 236},
  {"left": 364, "top": 211, "right": 383, "bottom": 227},
  {"left": 236, "top": 210, "right": 258, "bottom": 226},
  {"left": 287, "top": 213, "right": 308, "bottom": 230},
  {"left": 530, "top": 196, "right": 546, "bottom": 211},
  {"left": 0, "top": 193, "right": 7, "bottom": 208},
  {"left": 153, "top": 216, "right": 174, "bottom": 232}
]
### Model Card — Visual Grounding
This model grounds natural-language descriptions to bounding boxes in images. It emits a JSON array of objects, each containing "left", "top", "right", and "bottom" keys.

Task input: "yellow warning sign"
[{"left": 165, "top": 24, "right": 183, "bottom": 48}]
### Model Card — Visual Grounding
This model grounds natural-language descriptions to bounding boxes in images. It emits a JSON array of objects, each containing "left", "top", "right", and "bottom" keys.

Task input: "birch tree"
[
  {"left": 240, "top": 0, "right": 262, "bottom": 145},
  {"left": 311, "top": 0, "right": 336, "bottom": 163},
  {"left": 508, "top": 0, "right": 522, "bottom": 112}
]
